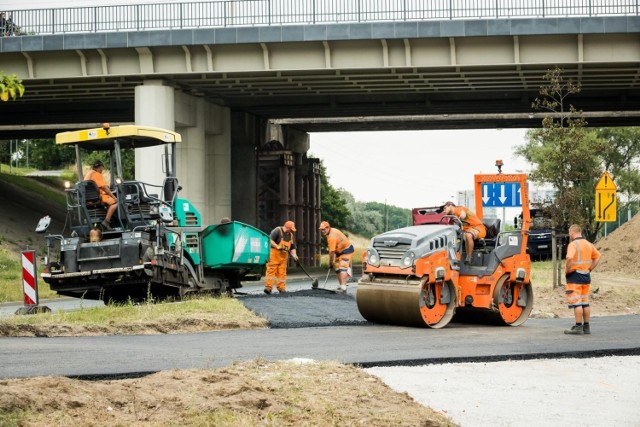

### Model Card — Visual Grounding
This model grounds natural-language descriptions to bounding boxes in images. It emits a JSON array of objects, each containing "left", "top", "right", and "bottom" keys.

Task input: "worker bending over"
[{"left": 319, "top": 221, "right": 354, "bottom": 294}]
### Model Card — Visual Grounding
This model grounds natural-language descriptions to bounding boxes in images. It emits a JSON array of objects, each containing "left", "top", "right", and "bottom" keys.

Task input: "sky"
[{"left": 309, "top": 129, "right": 530, "bottom": 210}]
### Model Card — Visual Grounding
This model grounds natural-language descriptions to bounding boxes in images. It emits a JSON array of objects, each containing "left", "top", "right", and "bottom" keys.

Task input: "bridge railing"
[{"left": 2, "top": 0, "right": 638, "bottom": 36}]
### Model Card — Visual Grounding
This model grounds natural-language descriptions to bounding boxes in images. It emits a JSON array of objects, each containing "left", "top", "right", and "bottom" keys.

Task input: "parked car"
[{"left": 516, "top": 209, "right": 567, "bottom": 260}]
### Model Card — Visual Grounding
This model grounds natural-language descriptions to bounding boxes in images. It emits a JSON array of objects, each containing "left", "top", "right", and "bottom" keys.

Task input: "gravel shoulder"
[{"left": 368, "top": 355, "right": 640, "bottom": 427}]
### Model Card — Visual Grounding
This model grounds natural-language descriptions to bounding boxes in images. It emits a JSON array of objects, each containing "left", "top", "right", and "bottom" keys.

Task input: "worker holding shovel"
[
  {"left": 264, "top": 220, "right": 298, "bottom": 294},
  {"left": 319, "top": 221, "right": 354, "bottom": 294}
]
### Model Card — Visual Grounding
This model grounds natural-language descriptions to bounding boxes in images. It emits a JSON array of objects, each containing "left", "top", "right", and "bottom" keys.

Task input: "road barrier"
[{"left": 15, "top": 249, "right": 50, "bottom": 315}]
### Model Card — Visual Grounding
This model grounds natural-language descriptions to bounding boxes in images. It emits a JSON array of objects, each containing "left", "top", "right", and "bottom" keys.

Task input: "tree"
[
  {"left": 0, "top": 72, "right": 25, "bottom": 102},
  {"left": 337, "top": 188, "right": 411, "bottom": 238},
  {"left": 596, "top": 127, "right": 640, "bottom": 199},
  {"left": 319, "top": 161, "right": 350, "bottom": 231},
  {"left": 340, "top": 190, "right": 383, "bottom": 238},
  {"left": 27, "top": 139, "right": 76, "bottom": 170},
  {"left": 516, "top": 67, "right": 605, "bottom": 241}
]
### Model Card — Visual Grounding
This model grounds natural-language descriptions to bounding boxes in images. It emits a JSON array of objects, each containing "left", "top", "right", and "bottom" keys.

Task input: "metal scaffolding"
[{"left": 257, "top": 149, "right": 320, "bottom": 266}]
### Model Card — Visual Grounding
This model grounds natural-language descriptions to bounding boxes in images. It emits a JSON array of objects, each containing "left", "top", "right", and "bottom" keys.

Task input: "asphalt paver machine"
[{"left": 38, "top": 124, "right": 269, "bottom": 303}]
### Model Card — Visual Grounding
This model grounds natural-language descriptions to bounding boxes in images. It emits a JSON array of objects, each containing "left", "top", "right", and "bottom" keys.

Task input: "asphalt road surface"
[
  {"left": 1, "top": 294, "right": 638, "bottom": 379},
  {"left": 2, "top": 278, "right": 639, "bottom": 426}
]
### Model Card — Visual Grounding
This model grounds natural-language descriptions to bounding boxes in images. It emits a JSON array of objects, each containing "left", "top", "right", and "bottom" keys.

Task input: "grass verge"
[
  {"left": 0, "top": 246, "right": 57, "bottom": 303},
  {"left": 0, "top": 296, "right": 267, "bottom": 336},
  {"left": 0, "top": 172, "right": 66, "bottom": 206}
]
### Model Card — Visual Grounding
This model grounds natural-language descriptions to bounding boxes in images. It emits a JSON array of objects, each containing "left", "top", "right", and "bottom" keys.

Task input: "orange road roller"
[{"left": 357, "top": 172, "right": 533, "bottom": 328}]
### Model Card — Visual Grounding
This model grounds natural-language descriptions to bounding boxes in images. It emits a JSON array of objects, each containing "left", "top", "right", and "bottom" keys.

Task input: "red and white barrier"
[{"left": 21, "top": 250, "right": 39, "bottom": 306}]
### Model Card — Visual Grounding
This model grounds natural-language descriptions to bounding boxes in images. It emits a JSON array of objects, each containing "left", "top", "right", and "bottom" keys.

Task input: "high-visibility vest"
[
  {"left": 568, "top": 238, "right": 599, "bottom": 274},
  {"left": 326, "top": 228, "right": 353, "bottom": 255}
]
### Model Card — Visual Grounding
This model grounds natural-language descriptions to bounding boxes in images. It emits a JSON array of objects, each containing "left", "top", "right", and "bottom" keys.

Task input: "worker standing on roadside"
[
  {"left": 442, "top": 201, "right": 486, "bottom": 264},
  {"left": 319, "top": 221, "right": 354, "bottom": 294},
  {"left": 264, "top": 220, "right": 298, "bottom": 294},
  {"left": 564, "top": 224, "right": 601, "bottom": 335}
]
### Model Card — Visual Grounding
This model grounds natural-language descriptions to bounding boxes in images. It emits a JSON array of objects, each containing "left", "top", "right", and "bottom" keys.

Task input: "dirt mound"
[
  {"left": 0, "top": 360, "right": 452, "bottom": 426},
  {"left": 595, "top": 213, "right": 640, "bottom": 274}
]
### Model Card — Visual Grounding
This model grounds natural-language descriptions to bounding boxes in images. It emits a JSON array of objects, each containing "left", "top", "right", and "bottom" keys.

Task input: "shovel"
[
  {"left": 295, "top": 258, "right": 319, "bottom": 288},
  {"left": 322, "top": 267, "right": 332, "bottom": 288}
]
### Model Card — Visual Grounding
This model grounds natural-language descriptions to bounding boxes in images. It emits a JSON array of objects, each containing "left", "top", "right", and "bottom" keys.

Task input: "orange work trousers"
[{"left": 265, "top": 248, "right": 289, "bottom": 292}]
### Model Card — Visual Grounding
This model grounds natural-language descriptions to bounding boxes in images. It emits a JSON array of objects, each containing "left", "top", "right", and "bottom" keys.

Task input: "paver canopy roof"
[{"left": 56, "top": 125, "right": 181, "bottom": 150}]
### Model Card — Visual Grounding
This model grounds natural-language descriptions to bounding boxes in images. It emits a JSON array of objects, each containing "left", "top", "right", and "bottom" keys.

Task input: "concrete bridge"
[{"left": 1, "top": 1, "right": 639, "bottom": 261}]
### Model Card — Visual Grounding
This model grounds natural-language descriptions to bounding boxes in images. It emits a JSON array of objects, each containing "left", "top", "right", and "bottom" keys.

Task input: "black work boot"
[
  {"left": 583, "top": 324, "right": 591, "bottom": 335},
  {"left": 564, "top": 324, "right": 584, "bottom": 335},
  {"left": 263, "top": 288, "right": 272, "bottom": 295},
  {"left": 101, "top": 219, "right": 112, "bottom": 231}
]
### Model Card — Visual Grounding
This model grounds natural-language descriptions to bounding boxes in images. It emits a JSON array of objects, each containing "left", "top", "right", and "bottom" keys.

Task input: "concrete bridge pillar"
[
  {"left": 204, "top": 104, "right": 232, "bottom": 225},
  {"left": 134, "top": 80, "right": 232, "bottom": 225},
  {"left": 134, "top": 80, "right": 175, "bottom": 189},
  {"left": 230, "top": 112, "right": 260, "bottom": 226},
  {"left": 174, "top": 93, "right": 206, "bottom": 222}
]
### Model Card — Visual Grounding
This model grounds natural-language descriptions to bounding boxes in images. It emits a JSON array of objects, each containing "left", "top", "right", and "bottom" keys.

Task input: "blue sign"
[{"left": 481, "top": 183, "right": 522, "bottom": 207}]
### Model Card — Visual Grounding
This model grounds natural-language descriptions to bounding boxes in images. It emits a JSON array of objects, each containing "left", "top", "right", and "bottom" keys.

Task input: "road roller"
[{"left": 357, "top": 172, "right": 533, "bottom": 328}]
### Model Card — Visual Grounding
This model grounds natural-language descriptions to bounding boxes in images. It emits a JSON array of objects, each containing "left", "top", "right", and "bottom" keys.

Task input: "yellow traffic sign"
[
  {"left": 596, "top": 171, "right": 617, "bottom": 190},
  {"left": 595, "top": 172, "right": 617, "bottom": 222}
]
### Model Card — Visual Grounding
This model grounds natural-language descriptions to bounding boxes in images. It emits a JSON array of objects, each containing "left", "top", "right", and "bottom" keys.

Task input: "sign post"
[{"left": 595, "top": 172, "right": 617, "bottom": 223}]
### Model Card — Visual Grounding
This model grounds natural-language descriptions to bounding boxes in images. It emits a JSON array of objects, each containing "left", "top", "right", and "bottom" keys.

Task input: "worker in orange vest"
[
  {"left": 264, "top": 220, "right": 298, "bottom": 294},
  {"left": 84, "top": 159, "right": 118, "bottom": 231},
  {"left": 442, "top": 201, "right": 486, "bottom": 264},
  {"left": 564, "top": 224, "right": 601, "bottom": 335},
  {"left": 319, "top": 221, "right": 354, "bottom": 294}
]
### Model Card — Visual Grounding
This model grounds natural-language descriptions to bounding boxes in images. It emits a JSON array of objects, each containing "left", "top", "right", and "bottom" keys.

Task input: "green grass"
[
  {"left": 0, "top": 171, "right": 67, "bottom": 206},
  {"left": 530, "top": 259, "right": 565, "bottom": 288},
  {"left": 0, "top": 247, "right": 58, "bottom": 303},
  {"left": 0, "top": 162, "right": 37, "bottom": 176},
  {"left": 0, "top": 410, "right": 26, "bottom": 427},
  {"left": 0, "top": 295, "right": 263, "bottom": 328}
]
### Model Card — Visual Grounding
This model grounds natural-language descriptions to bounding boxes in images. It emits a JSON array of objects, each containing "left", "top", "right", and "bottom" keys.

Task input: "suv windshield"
[{"left": 531, "top": 215, "right": 552, "bottom": 229}]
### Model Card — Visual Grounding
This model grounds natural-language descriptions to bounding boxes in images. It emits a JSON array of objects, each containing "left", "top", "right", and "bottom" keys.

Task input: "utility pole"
[{"left": 384, "top": 199, "right": 388, "bottom": 231}]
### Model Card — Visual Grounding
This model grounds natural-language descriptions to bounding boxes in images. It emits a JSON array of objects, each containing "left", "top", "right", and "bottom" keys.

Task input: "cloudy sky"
[{"left": 310, "top": 129, "right": 530, "bottom": 209}]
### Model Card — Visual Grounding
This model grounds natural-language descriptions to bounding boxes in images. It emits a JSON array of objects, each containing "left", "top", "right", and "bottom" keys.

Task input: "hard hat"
[
  {"left": 93, "top": 159, "right": 104, "bottom": 168},
  {"left": 319, "top": 221, "right": 330, "bottom": 230},
  {"left": 284, "top": 220, "right": 296, "bottom": 232}
]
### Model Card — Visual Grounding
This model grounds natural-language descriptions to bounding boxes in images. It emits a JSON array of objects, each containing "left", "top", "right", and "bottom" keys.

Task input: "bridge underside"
[{"left": 2, "top": 31, "right": 640, "bottom": 139}]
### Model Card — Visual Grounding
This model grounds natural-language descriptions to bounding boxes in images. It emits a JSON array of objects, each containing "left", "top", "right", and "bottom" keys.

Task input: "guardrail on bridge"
[{"left": 1, "top": 0, "right": 639, "bottom": 36}]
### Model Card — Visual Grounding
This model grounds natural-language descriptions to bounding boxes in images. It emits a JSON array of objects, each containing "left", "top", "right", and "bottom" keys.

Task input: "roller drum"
[
  {"left": 356, "top": 278, "right": 456, "bottom": 328},
  {"left": 357, "top": 282, "right": 427, "bottom": 327}
]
